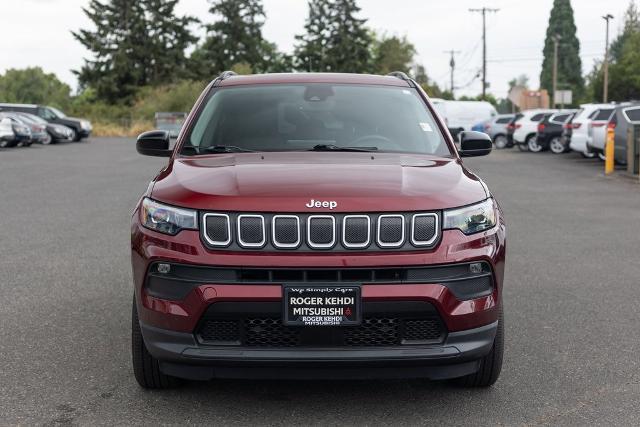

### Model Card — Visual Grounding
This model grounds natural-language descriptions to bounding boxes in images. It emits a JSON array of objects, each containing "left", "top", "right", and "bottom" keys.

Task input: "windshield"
[
  {"left": 18, "top": 114, "right": 46, "bottom": 124},
  {"left": 182, "top": 84, "right": 451, "bottom": 156},
  {"left": 49, "top": 107, "right": 66, "bottom": 118}
]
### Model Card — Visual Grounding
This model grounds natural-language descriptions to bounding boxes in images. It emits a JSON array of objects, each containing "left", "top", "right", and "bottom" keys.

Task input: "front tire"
[
  {"left": 69, "top": 128, "right": 79, "bottom": 142},
  {"left": 132, "top": 297, "right": 181, "bottom": 389},
  {"left": 41, "top": 134, "right": 52, "bottom": 145},
  {"left": 456, "top": 308, "right": 504, "bottom": 387},
  {"left": 581, "top": 151, "right": 596, "bottom": 158}
]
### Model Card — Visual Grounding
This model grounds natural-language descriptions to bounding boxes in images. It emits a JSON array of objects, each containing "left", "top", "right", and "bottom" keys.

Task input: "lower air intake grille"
[
  {"left": 197, "top": 320, "right": 240, "bottom": 344},
  {"left": 343, "top": 318, "right": 398, "bottom": 346},
  {"left": 403, "top": 319, "right": 444, "bottom": 343},
  {"left": 245, "top": 318, "right": 300, "bottom": 347},
  {"left": 196, "top": 302, "right": 447, "bottom": 347}
]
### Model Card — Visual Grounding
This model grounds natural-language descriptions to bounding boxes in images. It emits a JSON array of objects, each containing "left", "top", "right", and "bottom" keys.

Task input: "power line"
[{"left": 469, "top": 7, "right": 499, "bottom": 100}]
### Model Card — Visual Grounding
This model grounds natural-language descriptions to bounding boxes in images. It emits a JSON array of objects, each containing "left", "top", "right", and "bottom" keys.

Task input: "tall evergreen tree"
[
  {"left": 142, "top": 0, "right": 198, "bottom": 83},
  {"left": 73, "top": 0, "right": 196, "bottom": 103},
  {"left": 324, "top": 0, "right": 372, "bottom": 72},
  {"left": 294, "top": 0, "right": 372, "bottom": 73},
  {"left": 539, "top": 0, "right": 584, "bottom": 104},
  {"left": 294, "top": 0, "right": 333, "bottom": 72},
  {"left": 190, "top": 0, "right": 276, "bottom": 77}
]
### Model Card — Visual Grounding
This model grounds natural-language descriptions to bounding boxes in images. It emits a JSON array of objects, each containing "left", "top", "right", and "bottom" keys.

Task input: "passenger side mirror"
[
  {"left": 458, "top": 131, "right": 492, "bottom": 157},
  {"left": 136, "top": 130, "right": 172, "bottom": 157}
]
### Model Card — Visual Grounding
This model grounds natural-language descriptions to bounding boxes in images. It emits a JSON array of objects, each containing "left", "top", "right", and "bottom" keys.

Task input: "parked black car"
[
  {"left": 530, "top": 111, "right": 575, "bottom": 153},
  {"left": 0, "top": 104, "right": 91, "bottom": 141}
]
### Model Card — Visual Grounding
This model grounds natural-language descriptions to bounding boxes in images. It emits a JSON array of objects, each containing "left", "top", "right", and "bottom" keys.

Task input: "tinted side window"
[
  {"left": 552, "top": 114, "right": 570, "bottom": 123},
  {"left": 496, "top": 117, "right": 512, "bottom": 124},
  {"left": 531, "top": 113, "right": 545, "bottom": 121},
  {"left": 593, "top": 109, "right": 614, "bottom": 121},
  {"left": 624, "top": 107, "right": 640, "bottom": 122}
]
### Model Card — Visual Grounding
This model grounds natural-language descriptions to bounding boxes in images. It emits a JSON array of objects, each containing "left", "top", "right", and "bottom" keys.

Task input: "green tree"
[
  {"left": 412, "top": 64, "right": 445, "bottom": 98},
  {"left": 539, "top": 0, "right": 584, "bottom": 104},
  {"left": 190, "top": 0, "right": 278, "bottom": 77},
  {"left": 610, "top": 1, "right": 640, "bottom": 62},
  {"left": 0, "top": 67, "right": 72, "bottom": 108},
  {"left": 372, "top": 35, "right": 416, "bottom": 75},
  {"left": 325, "top": 0, "right": 372, "bottom": 72},
  {"left": 294, "top": 0, "right": 333, "bottom": 72},
  {"left": 607, "top": 30, "right": 640, "bottom": 101},
  {"left": 73, "top": 0, "right": 196, "bottom": 103},
  {"left": 294, "top": 0, "right": 372, "bottom": 73}
]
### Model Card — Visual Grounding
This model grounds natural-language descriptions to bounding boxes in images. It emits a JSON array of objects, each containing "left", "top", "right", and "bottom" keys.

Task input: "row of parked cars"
[
  {"left": 0, "top": 103, "right": 92, "bottom": 148},
  {"left": 476, "top": 102, "right": 640, "bottom": 164}
]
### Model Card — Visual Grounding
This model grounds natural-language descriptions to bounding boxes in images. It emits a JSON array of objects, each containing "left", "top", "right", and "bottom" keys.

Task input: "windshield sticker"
[{"left": 419, "top": 122, "right": 433, "bottom": 132}]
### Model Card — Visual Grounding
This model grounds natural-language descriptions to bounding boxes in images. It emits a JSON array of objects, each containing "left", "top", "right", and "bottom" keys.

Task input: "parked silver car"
[
  {"left": 0, "top": 113, "right": 32, "bottom": 147},
  {"left": 480, "top": 114, "right": 515, "bottom": 149},
  {"left": 0, "top": 117, "right": 15, "bottom": 147},
  {"left": 587, "top": 103, "right": 640, "bottom": 162}
]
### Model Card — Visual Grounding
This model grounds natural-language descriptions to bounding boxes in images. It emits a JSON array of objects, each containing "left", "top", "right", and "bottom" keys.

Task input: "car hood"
[{"left": 150, "top": 152, "right": 488, "bottom": 212}]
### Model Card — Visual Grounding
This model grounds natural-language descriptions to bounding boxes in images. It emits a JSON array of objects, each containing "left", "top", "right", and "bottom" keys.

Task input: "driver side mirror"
[
  {"left": 458, "top": 131, "right": 492, "bottom": 157},
  {"left": 136, "top": 130, "right": 172, "bottom": 157}
]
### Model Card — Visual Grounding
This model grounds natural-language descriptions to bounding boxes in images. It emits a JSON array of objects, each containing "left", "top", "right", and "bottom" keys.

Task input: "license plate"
[{"left": 283, "top": 285, "right": 361, "bottom": 326}]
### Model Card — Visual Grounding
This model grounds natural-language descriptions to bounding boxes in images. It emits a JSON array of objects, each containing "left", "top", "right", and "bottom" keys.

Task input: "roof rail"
[
  {"left": 387, "top": 71, "right": 415, "bottom": 87},
  {"left": 213, "top": 70, "right": 238, "bottom": 86}
]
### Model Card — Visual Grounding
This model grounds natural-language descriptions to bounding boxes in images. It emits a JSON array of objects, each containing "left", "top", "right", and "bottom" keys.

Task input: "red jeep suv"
[{"left": 131, "top": 72, "right": 505, "bottom": 388}]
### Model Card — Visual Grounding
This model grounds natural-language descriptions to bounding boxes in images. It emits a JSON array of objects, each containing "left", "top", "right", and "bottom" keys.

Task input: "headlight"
[
  {"left": 140, "top": 198, "right": 197, "bottom": 235},
  {"left": 443, "top": 198, "right": 497, "bottom": 235},
  {"left": 80, "top": 120, "right": 92, "bottom": 130}
]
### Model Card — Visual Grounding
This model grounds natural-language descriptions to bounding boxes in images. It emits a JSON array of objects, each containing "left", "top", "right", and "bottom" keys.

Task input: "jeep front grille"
[{"left": 201, "top": 212, "right": 440, "bottom": 252}]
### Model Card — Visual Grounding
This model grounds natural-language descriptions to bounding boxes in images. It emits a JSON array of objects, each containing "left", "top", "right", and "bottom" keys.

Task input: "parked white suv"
[
  {"left": 568, "top": 104, "right": 612, "bottom": 158},
  {"left": 587, "top": 106, "right": 617, "bottom": 160},
  {"left": 513, "top": 109, "right": 557, "bottom": 150}
]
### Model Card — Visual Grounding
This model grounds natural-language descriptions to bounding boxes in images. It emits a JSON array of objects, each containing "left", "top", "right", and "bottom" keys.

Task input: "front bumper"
[
  {"left": 131, "top": 206, "right": 506, "bottom": 378},
  {"left": 141, "top": 319, "right": 497, "bottom": 380}
]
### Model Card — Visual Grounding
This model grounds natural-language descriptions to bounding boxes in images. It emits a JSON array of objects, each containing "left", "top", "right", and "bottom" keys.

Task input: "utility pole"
[
  {"left": 443, "top": 49, "right": 461, "bottom": 97},
  {"left": 469, "top": 7, "right": 499, "bottom": 100},
  {"left": 602, "top": 14, "right": 614, "bottom": 103},
  {"left": 552, "top": 34, "right": 561, "bottom": 107}
]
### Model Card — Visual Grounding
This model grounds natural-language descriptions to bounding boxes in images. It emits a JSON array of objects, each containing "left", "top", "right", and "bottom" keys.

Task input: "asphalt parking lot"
[{"left": 1, "top": 138, "right": 639, "bottom": 425}]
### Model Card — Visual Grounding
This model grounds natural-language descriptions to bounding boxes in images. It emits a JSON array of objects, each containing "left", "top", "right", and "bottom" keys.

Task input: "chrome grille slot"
[
  {"left": 411, "top": 213, "right": 438, "bottom": 246},
  {"left": 237, "top": 214, "right": 265, "bottom": 248},
  {"left": 272, "top": 215, "right": 300, "bottom": 248},
  {"left": 203, "top": 213, "right": 231, "bottom": 247},
  {"left": 342, "top": 215, "right": 370, "bottom": 248},
  {"left": 377, "top": 215, "right": 405, "bottom": 247},
  {"left": 307, "top": 215, "right": 336, "bottom": 249}
]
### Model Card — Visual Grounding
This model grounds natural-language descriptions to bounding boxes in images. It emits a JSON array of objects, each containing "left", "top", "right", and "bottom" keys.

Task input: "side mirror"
[
  {"left": 459, "top": 131, "right": 492, "bottom": 157},
  {"left": 136, "top": 130, "right": 172, "bottom": 157}
]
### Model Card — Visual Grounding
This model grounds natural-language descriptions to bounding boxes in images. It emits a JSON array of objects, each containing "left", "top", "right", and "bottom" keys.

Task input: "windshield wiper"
[
  {"left": 202, "top": 145, "right": 256, "bottom": 153},
  {"left": 310, "top": 144, "right": 378, "bottom": 152}
]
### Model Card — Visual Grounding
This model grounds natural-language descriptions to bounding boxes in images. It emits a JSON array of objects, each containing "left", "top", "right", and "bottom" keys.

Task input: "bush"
[{"left": 68, "top": 80, "right": 207, "bottom": 137}]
